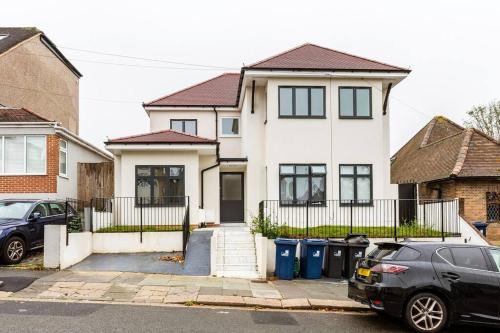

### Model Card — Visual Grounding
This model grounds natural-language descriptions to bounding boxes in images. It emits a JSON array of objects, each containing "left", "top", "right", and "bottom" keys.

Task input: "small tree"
[{"left": 464, "top": 100, "right": 500, "bottom": 141}]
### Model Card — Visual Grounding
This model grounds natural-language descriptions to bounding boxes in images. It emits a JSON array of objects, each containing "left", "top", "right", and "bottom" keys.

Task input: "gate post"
[{"left": 140, "top": 197, "right": 143, "bottom": 243}]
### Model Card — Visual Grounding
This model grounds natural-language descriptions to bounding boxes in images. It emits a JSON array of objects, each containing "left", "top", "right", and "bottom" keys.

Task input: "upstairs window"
[
  {"left": 170, "top": 119, "right": 197, "bottom": 135},
  {"left": 279, "top": 164, "right": 326, "bottom": 205},
  {"left": 339, "top": 87, "right": 372, "bottom": 118},
  {"left": 279, "top": 86, "right": 325, "bottom": 118},
  {"left": 135, "top": 165, "right": 185, "bottom": 206},
  {"left": 220, "top": 117, "right": 240, "bottom": 137},
  {"left": 340, "top": 164, "right": 372, "bottom": 205},
  {"left": 0, "top": 135, "right": 46, "bottom": 175},
  {"left": 59, "top": 139, "right": 68, "bottom": 177}
]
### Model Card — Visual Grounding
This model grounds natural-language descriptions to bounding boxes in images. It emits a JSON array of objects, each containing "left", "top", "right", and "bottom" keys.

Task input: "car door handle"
[{"left": 442, "top": 272, "right": 460, "bottom": 281}]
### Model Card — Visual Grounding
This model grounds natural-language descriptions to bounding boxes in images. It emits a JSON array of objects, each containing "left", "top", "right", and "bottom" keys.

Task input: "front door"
[{"left": 220, "top": 172, "right": 244, "bottom": 223}]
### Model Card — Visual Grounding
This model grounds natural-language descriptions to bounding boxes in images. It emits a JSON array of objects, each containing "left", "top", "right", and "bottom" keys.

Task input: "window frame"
[
  {"left": 279, "top": 163, "right": 327, "bottom": 206},
  {"left": 134, "top": 165, "right": 185, "bottom": 207},
  {"left": 338, "top": 87, "right": 372, "bottom": 119},
  {"left": 339, "top": 164, "right": 373, "bottom": 206},
  {"left": 219, "top": 116, "right": 241, "bottom": 137},
  {"left": 0, "top": 135, "right": 47, "bottom": 176},
  {"left": 278, "top": 86, "right": 326, "bottom": 118},
  {"left": 59, "top": 139, "right": 68, "bottom": 177},
  {"left": 170, "top": 119, "right": 198, "bottom": 135}
]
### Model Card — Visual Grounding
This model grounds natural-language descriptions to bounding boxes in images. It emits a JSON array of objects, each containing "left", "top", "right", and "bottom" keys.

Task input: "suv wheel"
[
  {"left": 405, "top": 293, "right": 447, "bottom": 333},
  {"left": 2, "top": 236, "right": 26, "bottom": 265}
]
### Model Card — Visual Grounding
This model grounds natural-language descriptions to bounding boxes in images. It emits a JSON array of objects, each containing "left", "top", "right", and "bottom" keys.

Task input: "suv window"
[
  {"left": 48, "top": 203, "right": 65, "bottom": 215},
  {"left": 395, "top": 246, "right": 421, "bottom": 261},
  {"left": 31, "top": 204, "right": 48, "bottom": 218},
  {"left": 450, "top": 247, "right": 489, "bottom": 271},
  {"left": 488, "top": 249, "right": 500, "bottom": 271},
  {"left": 367, "top": 244, "right": 402, "bottom": 261},
  {"left": 437, "top": 248, "right": 454, "bottom": 264}
]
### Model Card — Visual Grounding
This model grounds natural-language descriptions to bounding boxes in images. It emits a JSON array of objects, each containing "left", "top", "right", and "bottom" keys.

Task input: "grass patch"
[
  {"left": 275, "top": 225, "right": 450, "bottom": 239},
  {"left": 95, "top": 225, "right": 183, "bottom": 233}
]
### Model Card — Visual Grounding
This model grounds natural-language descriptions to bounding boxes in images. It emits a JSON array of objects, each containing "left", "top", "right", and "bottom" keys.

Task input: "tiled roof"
[
  {"left": 391, "top": 116, "right": 500, "bottom": 183},
  {"left": 144, "top": 73, "right": 240, "bottom": 107},
  {"left": 246, "top": 43, "right": 410, "bottom": 72},
  {"left": 106, "top": 129, "right": 217, "bottom": 144},
  {"left": 0, "top": 107, "right": 50, "bottom": 122}
]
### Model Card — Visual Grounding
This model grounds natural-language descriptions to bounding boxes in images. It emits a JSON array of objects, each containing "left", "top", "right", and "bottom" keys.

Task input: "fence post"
[
  {"left": 441, "top": 200, "right": 445, "bottom": 242},
  {"left": 140, "top": 197, "right": 143, "bottom": 243},
  {"left": 306, "top": 200, "right": 309, "bottom": 238},
  {"left": 393, "top": 199, "right": 397, "bottom": 242},
  {"left": 89, "top": 198, "right": 93, "bottom": 233},
  {"left": 350, "top": 200, "right": 353, "bottom": 234},
  {"left": 65, "top": 200, "right": 69, "bottom": 246}
]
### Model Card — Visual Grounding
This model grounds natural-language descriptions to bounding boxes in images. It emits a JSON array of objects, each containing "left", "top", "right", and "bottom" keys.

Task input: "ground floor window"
[
  {"left": 135, "top": 165, "right": 185, "bottom": 205},
  {"left": 279, "top": 164, "right": 326, "bottom": 205},
  {"left": 486, "top": 192, "right": 499, "bottom": 222},
  {"left": 339, "top": 164, "right": 372, "bottom": 205},
  {"left": 0, "top": 135, "right": 46, "bottom": 174}
]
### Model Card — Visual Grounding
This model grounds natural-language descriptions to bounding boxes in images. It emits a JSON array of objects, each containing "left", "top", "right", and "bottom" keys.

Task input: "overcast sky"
[{"left": 3, "top": 0, "right": 499, "bottom": 153}]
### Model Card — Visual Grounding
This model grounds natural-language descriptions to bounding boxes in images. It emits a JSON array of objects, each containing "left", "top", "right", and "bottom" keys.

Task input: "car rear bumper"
[{"left": 348, "top": 278, "right": 406, "bottom": 317}]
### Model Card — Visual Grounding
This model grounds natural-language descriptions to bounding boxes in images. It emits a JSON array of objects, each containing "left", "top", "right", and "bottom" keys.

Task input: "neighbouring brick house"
[{"left": 391, "top": 116, "right": 500, "bottom": 225}]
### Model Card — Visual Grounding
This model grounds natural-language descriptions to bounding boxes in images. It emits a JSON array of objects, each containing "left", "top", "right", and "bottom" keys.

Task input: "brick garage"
[{"left": 0, "top": 135, "right": 59, "bottom": 193}]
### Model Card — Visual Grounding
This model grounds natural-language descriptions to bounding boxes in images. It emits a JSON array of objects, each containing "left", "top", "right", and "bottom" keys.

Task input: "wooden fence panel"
[{"left": 77, "top": 162, "right": 114, "bottom": 203}]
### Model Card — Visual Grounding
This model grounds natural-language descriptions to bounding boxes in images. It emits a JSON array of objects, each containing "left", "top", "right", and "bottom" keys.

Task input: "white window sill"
[
  {"left": 58, "top": 174, "right": 69, "bottom": 179},
  {"left": 220, "top": 135, "right": 241, "bottom": 138}
]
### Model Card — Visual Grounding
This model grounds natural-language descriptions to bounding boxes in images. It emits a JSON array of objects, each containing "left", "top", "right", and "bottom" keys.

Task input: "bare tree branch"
[{"left": 463, "top": 100, "right": 500, "bottom": 141}]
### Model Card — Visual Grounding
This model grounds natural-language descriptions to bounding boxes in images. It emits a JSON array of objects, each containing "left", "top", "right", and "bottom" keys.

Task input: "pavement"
[
  {"left": 0, "top": 300, "right": 489, "bottom": 333},
  {"left": 0, "top": 269, "right": 368, "bottom": 311}
]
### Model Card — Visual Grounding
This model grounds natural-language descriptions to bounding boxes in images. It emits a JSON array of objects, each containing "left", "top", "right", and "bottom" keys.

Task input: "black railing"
[
  {"left": 182, "top": 197, "right": 190, "bottom": 258},
  {"left": 258, "top": 199, "right": 460, "bottom": 241},
  {"left": 89, "top": 196, "right": 189, "bottom": 242}
]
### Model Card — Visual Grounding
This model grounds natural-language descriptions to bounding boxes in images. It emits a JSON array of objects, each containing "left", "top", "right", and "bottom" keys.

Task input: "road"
[{"left": 0, "top": 300, "right": 497, "bottom": 333}]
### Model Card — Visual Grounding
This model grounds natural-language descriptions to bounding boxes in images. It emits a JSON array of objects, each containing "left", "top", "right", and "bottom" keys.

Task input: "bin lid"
[
  {"left": 473, "top": 221, "right": 488, "bottom": 227},
  {"left": 344, "top": 234, "right": 370, "bottom": 245},
  {"left": 274, "top": 238, "right": 299, "bottom": 245},
  {"left": 327, "top": 239, "right": 348, "bottom": 246},
  {"left": 300, "top": 238, "right": 328, "bottom": 245}
]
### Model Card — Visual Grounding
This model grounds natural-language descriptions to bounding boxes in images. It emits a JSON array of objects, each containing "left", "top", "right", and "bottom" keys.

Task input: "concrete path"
[
  {"left": 2, "top": 270, "right": 367, "bottom": 311},
  {"left": 69, "top": 229, "right": 213, "bottom": 275}
]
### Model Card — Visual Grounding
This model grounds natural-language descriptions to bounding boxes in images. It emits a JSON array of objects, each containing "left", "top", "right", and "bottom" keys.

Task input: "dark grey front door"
[{"left": 220, "top": 173, "right": 244, "bottom": 223}]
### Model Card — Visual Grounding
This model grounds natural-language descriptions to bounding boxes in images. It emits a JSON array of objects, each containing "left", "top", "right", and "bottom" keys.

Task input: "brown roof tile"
[
  {"left": 247, "top": 43, "right": 410, "bottom": 72},
  {"left": 0, "top": 27, "right": 40, "bottom": 55},
  {"left": 106, "top": 129, "right": 217, "bottom": 144},
  {"left": 144, "top": 73, "right": 240, "bottom": 107},
  {"left": 391, "top": 116, "right": 500, "bottom": 183},
  {"left": 0, "top": 107, "right": 50, "bottom": 122}
]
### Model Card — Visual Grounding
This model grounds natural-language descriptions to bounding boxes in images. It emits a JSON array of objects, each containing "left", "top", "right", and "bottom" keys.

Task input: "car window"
[
  {"left": 437, "top": 248, "right": 454, "bottom": 264},
  {"left": 0, "top": 201, "right": 33, "bottom": 219},
  {"left": 31, "top": 204, "right": 48, "bottom": 218},
  {"left": 367, "top": 244, "right": 402, "bottom": 261},
  {"left": 48, "top": 203, "right": 65, "bottom": 215},
  {"left": 450, "top": 247, "right": 488, "bottom": 271},
  {"left": 488, "top": 249, "right": 500, "bottom": 271},
  {"left": 395, "top": 246, "right": 421, "bottom": 261}
]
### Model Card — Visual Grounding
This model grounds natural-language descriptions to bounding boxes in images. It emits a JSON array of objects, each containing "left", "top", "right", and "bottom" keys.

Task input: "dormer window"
[
  {"left": 279, "top": 86, "right": 325, "bottom": 118},
  {"left": 170, "top": 119, "right": 197, "bottom": 135}
]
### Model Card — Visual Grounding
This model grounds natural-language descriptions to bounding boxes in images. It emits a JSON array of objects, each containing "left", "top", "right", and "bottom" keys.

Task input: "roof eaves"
[{"left": 39, "top": 34, "right": 82, "bottom": 78}]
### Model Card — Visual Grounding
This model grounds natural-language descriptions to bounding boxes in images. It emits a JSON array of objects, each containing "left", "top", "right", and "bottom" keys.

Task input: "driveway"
[{"left": 68, "top": 229, "right": 213, "bottom": 275}]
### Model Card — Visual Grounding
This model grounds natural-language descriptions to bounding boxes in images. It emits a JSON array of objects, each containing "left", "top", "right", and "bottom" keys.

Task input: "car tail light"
[{"left": 371, "top": 263, "right": 409, "bottom": 274}]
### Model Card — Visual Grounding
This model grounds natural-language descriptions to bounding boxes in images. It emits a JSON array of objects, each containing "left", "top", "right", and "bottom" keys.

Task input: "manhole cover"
[{"left": 251, "top": 312, "right": 298, "bottom": 325}]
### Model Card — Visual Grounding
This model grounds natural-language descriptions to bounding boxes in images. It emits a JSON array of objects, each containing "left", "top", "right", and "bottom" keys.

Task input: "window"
[
  {"left": 339, "top": 87, "right": 372, "bottom": 118},
  {"left": 486, "top": 192, "right": 499, "bottom": 222},
  {"left": 488, "top": 249, "right": 500, "bottom": 271},
  {"left": 170, "top": 119, "right": 197, "bottom": 135},
  {"left": 220, "top": 117, "right": 240, "bottom": 136},
  {"left": 0, "top": 135, "right": 46, "bottom": 174},
  {"left": 31, "top": 204, "right": 48, "bottom": 218},
  {"left": 339, "top": 164, "right": 372, "bottom": 205},
  {"left": 279, "top": 164, "right": 326, "bottom": 204},
  {"left": 279, "top": 86, "right": 325, "bottom": 117},
  {"left": 395, "top": 247, "right": 421, "bottom": 261},
  {"left": 59, "top": 139, "right": 68, "bottom": 176},
  {"left": 135, "top": 165, "right": 185, "bottom": 205},
  {"left": 437, "top": 248, "right": 454, "bottom": 264},
  {"left": 48, "top": 203, "right": 65, "bottom": 215},
  {"left": 450, "top": 247, "right": 488, "bottom": 271}
]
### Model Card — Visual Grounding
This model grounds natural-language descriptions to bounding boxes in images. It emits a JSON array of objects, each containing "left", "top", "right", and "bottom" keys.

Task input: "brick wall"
[
  {"left": 0, "top": 135, "right": 59, "bottom": 193},
  {"left": 419, "top": 179, "right": 500, "bottom": 222}
]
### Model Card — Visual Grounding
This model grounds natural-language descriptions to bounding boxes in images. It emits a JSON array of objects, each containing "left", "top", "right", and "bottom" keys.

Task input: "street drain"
[{"left": 251, "top": 312, "right": 298, "bottom": 325}]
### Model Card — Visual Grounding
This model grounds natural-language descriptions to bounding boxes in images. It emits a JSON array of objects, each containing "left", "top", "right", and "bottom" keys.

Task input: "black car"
[
  {"left": 0, "top": 199, "right": 71, "bottom": 264},
  {"left": 348, "top": 242, "right": 500, "bottom": 332}
]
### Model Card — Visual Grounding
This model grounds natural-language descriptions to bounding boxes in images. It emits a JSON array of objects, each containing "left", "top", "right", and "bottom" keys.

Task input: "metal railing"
[
  {"left": 258, "top": 199, "right": 460, "bottom": 241},
  {"left": 182, "top": 197, "right": 190, "bottom": 257}
]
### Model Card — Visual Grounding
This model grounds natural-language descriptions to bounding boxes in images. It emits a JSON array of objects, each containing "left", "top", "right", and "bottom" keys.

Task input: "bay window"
[
  {"left": 135, "top": 165, "right": 185, "bottom": 205},
  {"left": 339, "top": 164, "right": 372, "bottom": 205},
  {"left": 0, "top": 135, "right": 46, "bottom": 174},
  {"left": 279, "top": 164, "right": 326, "bottom": 205}
]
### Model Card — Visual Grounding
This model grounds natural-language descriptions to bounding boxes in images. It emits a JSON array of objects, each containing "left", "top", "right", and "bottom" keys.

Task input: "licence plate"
[{"left": 357, "top": 268, "right": 371, "bottom": 277}]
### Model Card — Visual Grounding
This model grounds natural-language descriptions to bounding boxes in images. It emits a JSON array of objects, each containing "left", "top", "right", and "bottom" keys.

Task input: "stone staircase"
[{"left": 216, "top": 224, "right": 260, "bottom": 278}]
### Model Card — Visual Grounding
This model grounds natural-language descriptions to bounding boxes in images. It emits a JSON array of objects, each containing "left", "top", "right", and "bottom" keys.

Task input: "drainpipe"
[{"left": 200, "top": 107, "right": 220, "bottom": 208}]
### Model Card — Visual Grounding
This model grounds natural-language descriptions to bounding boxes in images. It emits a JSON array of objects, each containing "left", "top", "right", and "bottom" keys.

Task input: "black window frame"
[
  {"left": 278, "top": 86, "right": 326, "bottom": 118},
  {"left": 135, "top": 165, "right": 185, "bottom": 206},
  {"left": 338, "top": 87, "right": 372, "bottom": 119},
  {"left": 339, "top": 164, "right": 373, "bottom": 206},
  {"left": 170, "top": 119, "right": 198, "bottom": 135},
  {"left": 279, "top": 164, "right": 327, "bottom": 206}
]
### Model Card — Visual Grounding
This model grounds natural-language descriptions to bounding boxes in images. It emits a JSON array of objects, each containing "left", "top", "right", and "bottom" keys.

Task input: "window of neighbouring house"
[
  {"left": 59, "top": 139, "right": 68, "bottom": 177},
  {"left": 0, "top": 135, "right": 46, "bottom": 174},
  {"left": 279, "top": 86, "right": 325, "bottom": 118},
  {"left": 135, "top": 165, "right": 185, "bottom": 205},
  {"left": 170, "top": 119, "right": 197, "bottom": 135},
  {"left": 339, "top": 87, "right": 372, "bottom": 118},
  {"left": 279, "top": 164, "right": 326, "bottom": 205},
  {"left": 339, "top": 164, "right": 372, "bottom": 205},
  {"left": 220, "top": 117, "right": 240, "bottom": 137},
  {"left": 486, "top": 192, "right": 499, "bottom": 222}
]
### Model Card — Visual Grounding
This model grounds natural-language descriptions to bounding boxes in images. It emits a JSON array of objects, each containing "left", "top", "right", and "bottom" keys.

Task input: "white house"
[{"left": 106, "top": 43, "right": 410, "bottom": 228}]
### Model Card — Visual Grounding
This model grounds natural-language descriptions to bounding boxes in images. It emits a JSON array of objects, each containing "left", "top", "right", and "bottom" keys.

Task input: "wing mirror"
[{"left": 29, "top": 211, "right": 41, "bottom": 221}]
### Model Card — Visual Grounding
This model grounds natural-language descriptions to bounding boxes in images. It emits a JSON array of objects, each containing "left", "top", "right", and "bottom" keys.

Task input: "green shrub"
[{"left": 250, "top": 215, "right": 280, "bottom": 239}]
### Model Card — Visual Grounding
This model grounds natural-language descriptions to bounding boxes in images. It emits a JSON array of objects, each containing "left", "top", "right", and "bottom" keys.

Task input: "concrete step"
[
  {"left": 221, "top": 248, "right": 256, "bottom": 256},
  {"left": 217, "top": 255, "right": 257, "bottom": 265},
  {"left": 217, "top": 242, "right": 255, "bottom": 249},
  {"left": 216, "top": 263, "right": 257, "bottom": 271},
  {"left": 216, "top": 270, "right": 260, "bottom": 279}
]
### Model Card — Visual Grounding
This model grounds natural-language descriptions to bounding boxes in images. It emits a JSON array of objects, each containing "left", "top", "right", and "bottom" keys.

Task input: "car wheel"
[
  {"left": 2, "top": 236, "right": 26, "bottom": 265},
  {"left": 405, "top": 293, "right": 448, "bottom": 333}
]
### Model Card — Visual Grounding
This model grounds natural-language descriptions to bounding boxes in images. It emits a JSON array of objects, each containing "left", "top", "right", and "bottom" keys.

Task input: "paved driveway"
[{"left": 69, "top": 229, "right": 213, "bottom": 276}]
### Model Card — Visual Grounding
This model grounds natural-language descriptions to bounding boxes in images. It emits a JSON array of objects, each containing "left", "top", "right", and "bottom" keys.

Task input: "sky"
[{"left": 3, "top": 0, "right": 500, "bottom": 153}]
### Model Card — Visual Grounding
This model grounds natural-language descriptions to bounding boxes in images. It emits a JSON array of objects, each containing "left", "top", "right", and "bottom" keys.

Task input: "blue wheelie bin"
[
  {"left": 274, "top": 238, "right": 299, "bottom": 280},
  {"left": 300, "top": 239, "right": 327, "bottom": 279},
  {"left": 473, "top": 221, "right": 488, "bottom": 236}
]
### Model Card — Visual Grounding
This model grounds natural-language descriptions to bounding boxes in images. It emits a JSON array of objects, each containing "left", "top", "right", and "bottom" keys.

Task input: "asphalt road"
[{"left": 0, "top": 300, "right": 497, "bottom": 333}]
